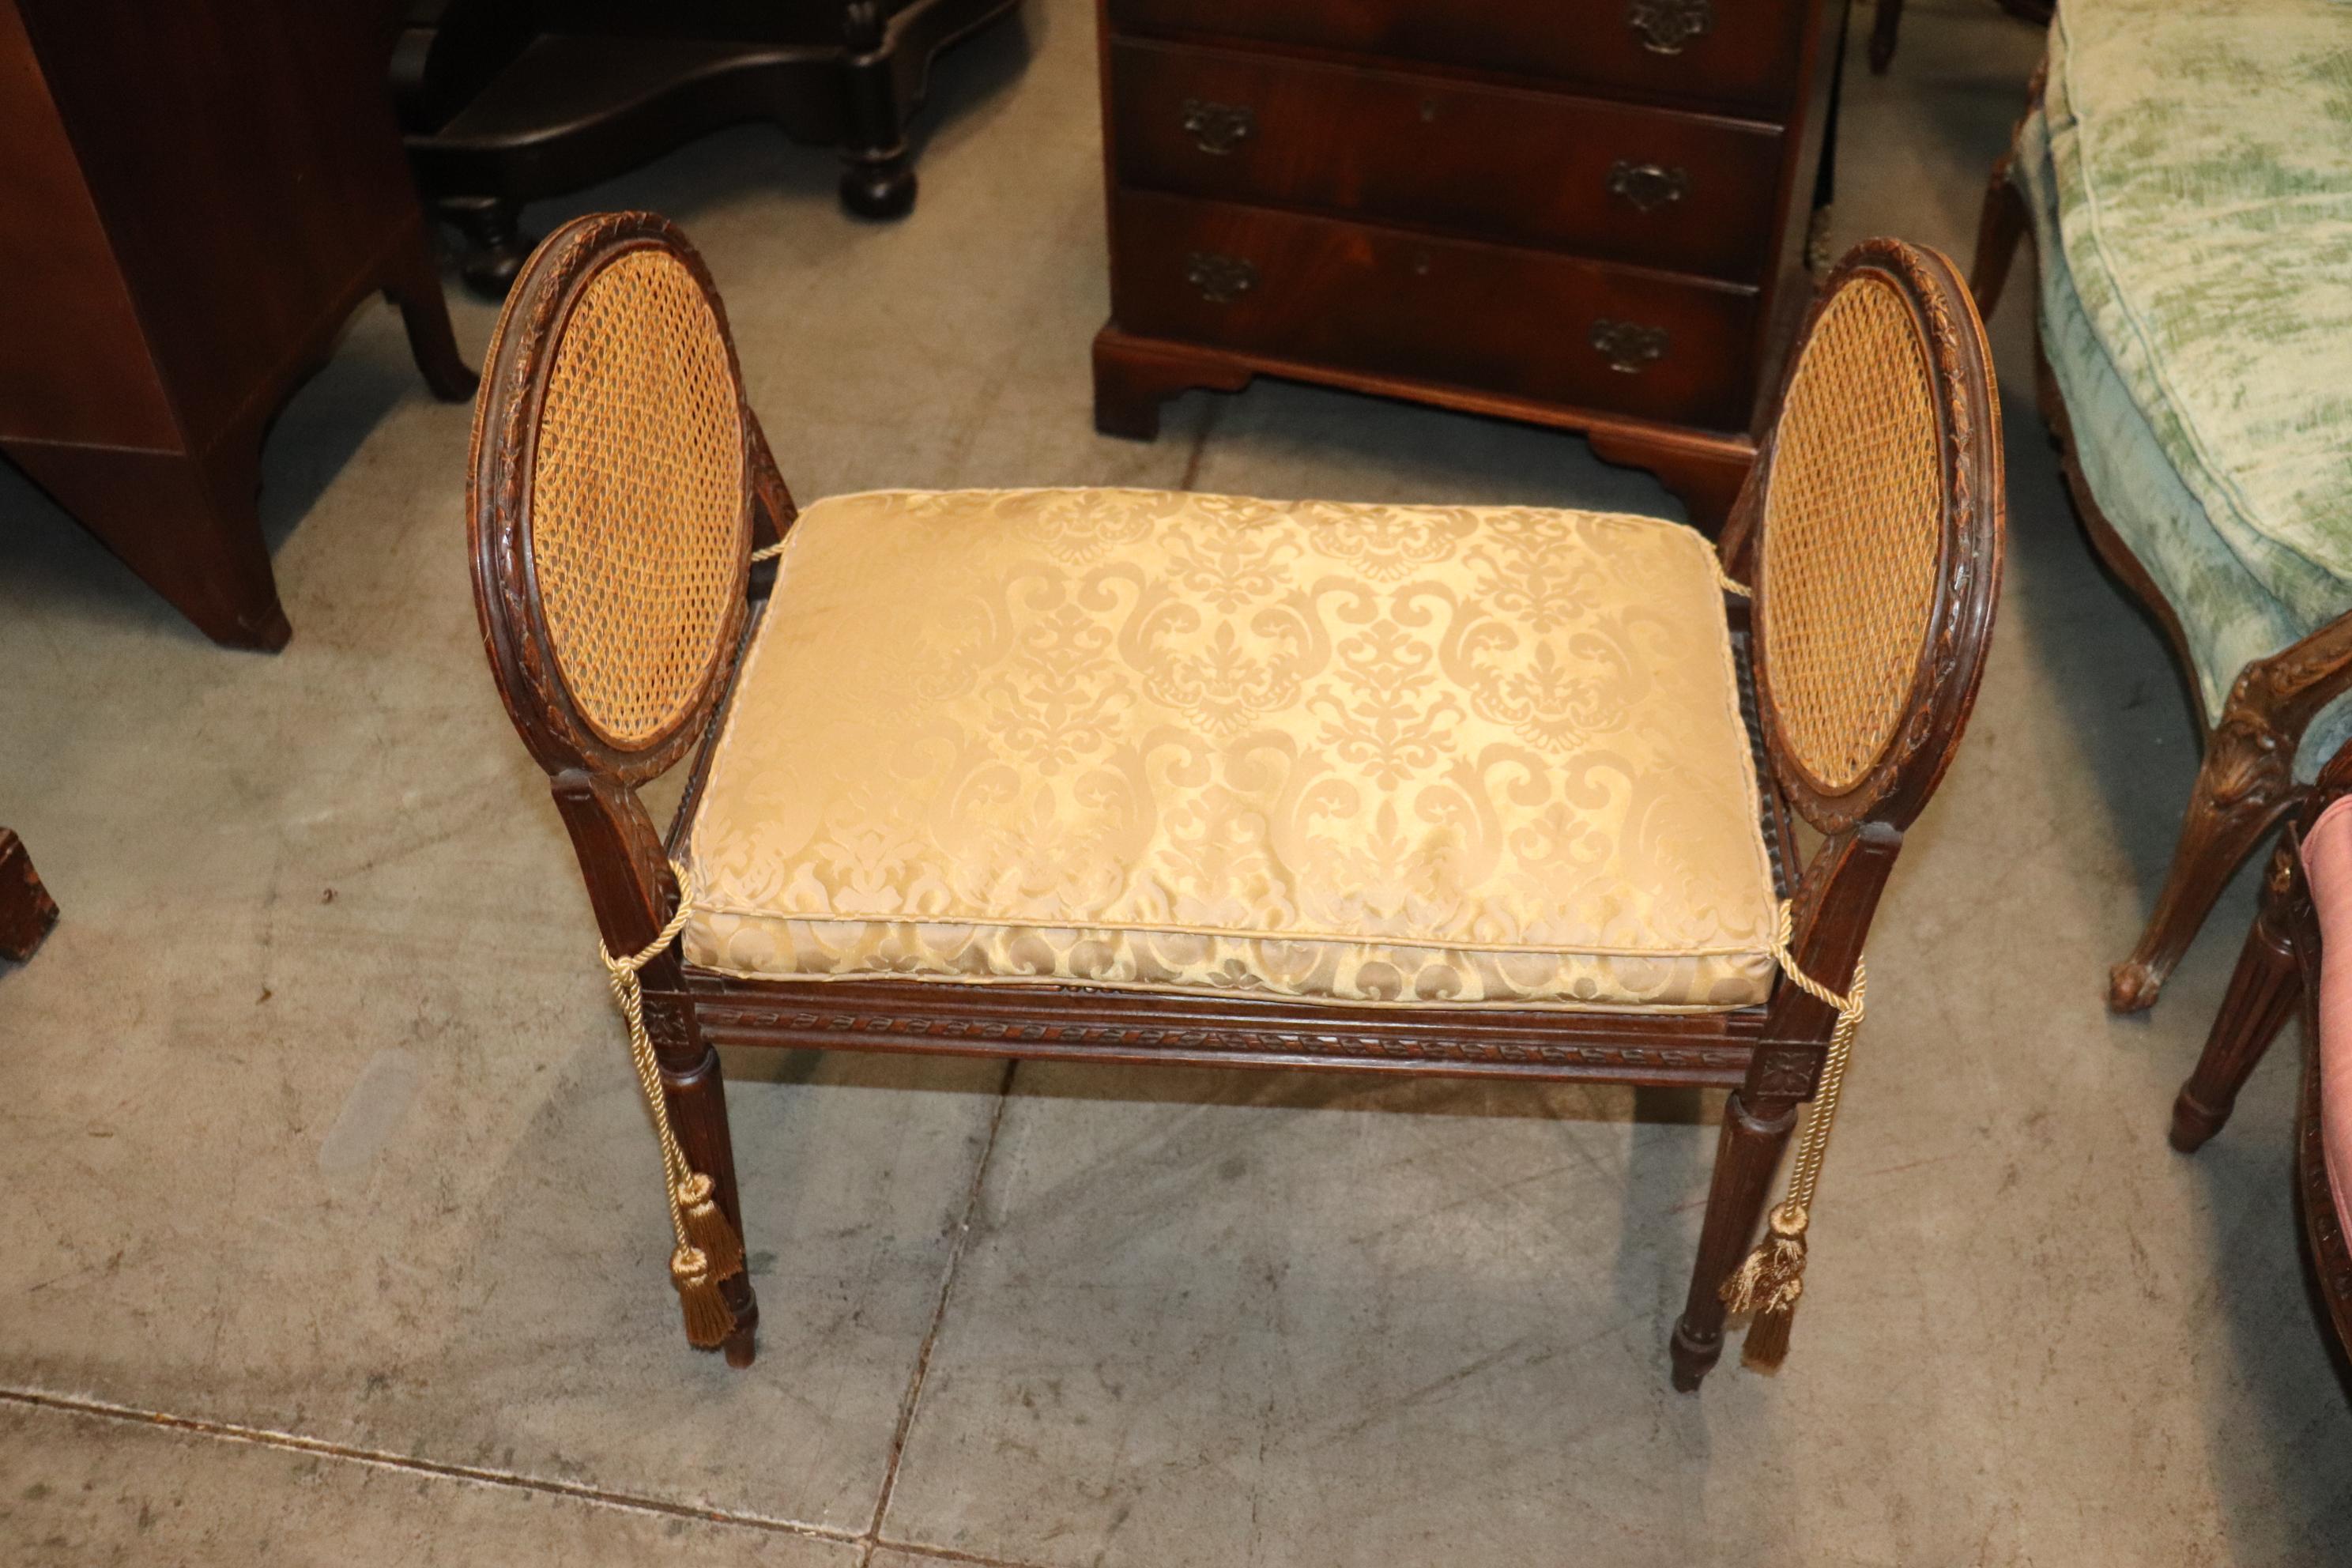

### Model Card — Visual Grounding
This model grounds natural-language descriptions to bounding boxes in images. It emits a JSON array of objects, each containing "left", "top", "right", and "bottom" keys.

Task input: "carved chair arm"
[{"left": 1766, "top": 820, "right": 1902, "bottom": 1044}]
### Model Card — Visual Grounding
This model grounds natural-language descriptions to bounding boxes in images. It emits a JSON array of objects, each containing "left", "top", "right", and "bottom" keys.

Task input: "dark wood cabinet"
[
  {"left": 1091, "top": 0, "right": 1845, "bottom": 523},
  {"left": 0, "top": 0, "right": 473, "bottom": 650}
]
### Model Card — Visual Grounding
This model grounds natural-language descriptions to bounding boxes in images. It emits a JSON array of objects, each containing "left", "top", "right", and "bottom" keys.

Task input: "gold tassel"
[
  {"left": 676, "top": 1171, "right": 744, "bottom": 1282},
  {"left": 672, "top": 1246, "right": 737, "bottom": 1349},
  {"left": 1721, "top": 1203, "right": 1808, "bottom": 1370},
  {"left": 602, "top": 862, "right": 750, "bottom": 1353}
]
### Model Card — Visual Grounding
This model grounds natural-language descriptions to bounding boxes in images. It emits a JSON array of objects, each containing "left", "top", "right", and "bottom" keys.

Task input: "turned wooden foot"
[
  {"left": 721, "top": 1280, "right": 760, "bottom": 1369},
  {"left": 1671, "top": 1089, "right": 1800, "bottom": 1392},
  {"left": 444, "top": 197, "right": 534, "bottom": 300},
  {"left": 840, "top": 149, "right": 918, "bottom": 219},
  {"left": 2173, "top": 838, "right": 2303, "bottom": 1150}
]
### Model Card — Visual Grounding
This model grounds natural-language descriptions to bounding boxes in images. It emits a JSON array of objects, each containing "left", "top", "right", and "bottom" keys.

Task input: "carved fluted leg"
[
  {"left": 649, "top": 997, "right": 760, "bottom": 1367},
  {"left": 1672, "top": 1088, "right": 1801, "bottom": 1393},
  {"left": 2173, "top": 839, "right": 2304, "bottom": 1151}
]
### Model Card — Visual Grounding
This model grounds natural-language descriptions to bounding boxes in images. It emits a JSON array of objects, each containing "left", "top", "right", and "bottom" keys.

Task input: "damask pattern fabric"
[{"left": 681, "top": 488, "right": 1779, "bottom": 1010}]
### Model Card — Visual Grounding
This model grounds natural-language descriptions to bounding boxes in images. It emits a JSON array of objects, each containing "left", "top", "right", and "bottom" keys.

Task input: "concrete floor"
[{"left": 3, "top": 1, "right": 2348, "bottom": 1563}]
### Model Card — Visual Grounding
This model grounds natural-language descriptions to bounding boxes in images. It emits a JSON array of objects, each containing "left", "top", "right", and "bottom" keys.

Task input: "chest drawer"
[
  {"left": 1110, "top": 40, "right": 1783, "bottom": 282},
  {"left": 1110, "top": 189, "right": 1757, "bottom": 431},
  {"left": 1106, "top": 0, "right": 1811, "bottom": 119}
]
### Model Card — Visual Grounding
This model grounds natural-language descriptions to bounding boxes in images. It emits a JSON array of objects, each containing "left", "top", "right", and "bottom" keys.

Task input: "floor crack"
[
  {"left": 857, "top": 1057, "right": 1021, "bottom": 1566},
  {"left": 0, "top": 1385, "right": 860, "bottom": 1544}
]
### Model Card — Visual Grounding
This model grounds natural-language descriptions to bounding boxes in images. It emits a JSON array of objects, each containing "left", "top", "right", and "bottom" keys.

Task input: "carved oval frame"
[
  {"left": 1751, "top": 238, "right": 2007, "bottom": 836},
  {"left": 468, "top": 211, "right": 756, "bottom": 785}
]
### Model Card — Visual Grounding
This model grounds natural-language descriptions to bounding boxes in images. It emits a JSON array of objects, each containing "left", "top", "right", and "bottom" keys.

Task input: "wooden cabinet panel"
[
  {"left": 0, "top": 0, "right": 472, "bottom": 650},
  {"left": 1107, "top": 0, "right": 1808, "bottom": 119},
  {"left": 0, "top": 2, "right": 175, "bottom": 449},
  {"left": 1110, "top": 190, "right": 1758, "bottom": 432},
  {"left": 1110, "top": 39, "right": 1785, "bottom": 283}
]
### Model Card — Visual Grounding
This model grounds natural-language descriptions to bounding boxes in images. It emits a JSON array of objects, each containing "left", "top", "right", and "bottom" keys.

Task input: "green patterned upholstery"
[{"left": 2015, "top": 0, "right": 2352, "bottom": 772}]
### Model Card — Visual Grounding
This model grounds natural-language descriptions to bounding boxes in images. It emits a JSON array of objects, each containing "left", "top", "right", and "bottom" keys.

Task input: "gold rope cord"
[
  {"left": 1720, "top": 898, "right": 1868, "bottom": 1369},
  {"left": 598, "top": 861, "right": 745, "bottom": 1348}
]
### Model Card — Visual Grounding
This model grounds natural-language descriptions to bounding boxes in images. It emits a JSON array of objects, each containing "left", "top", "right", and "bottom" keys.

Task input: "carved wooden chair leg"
[
  {"left": 2172, "top": 838, "right": 2305, "bottom": 1151},
  {"left": 653, "top": 1012, "right": 760, "bottom": 1366},
  {"left": 1671, "top": 1086, "right": 1803, "bottom": 1392},
  {"left": 1969, "top": 159, "right": 2028, "bottom": 318},
  {"left": 383, "top": 220, "right": 479, "bottom": 403},
  {"left": 2113, "top": 710, "right": 2301, "bottom": 1013},
  {"left": 2113, "top": 615, "right": 2352, "bottom": 1012},
  {"left": 1868, "top": 0, "right": 1903, "bottom": 74}
]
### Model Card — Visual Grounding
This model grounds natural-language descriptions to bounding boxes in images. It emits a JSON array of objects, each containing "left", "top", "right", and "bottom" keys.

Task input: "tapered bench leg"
[
  {"left": 1672, "top": 1089, "right": 1800, "bottom": 1392},
  {"left": 651, "top": 1009, "right": 760, "bottom": 1366}
]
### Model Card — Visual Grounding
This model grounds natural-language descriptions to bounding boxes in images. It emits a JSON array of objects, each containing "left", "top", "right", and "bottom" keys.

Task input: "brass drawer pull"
[
  {"left": 1185, "top": 251, "right": 1257, "bottom": 303},
  {"left": 1608, "top": 160, "right": 1690, "bottom": 213},
  {"left": 1181, "top": 98, "right": 1254, "bottom": 156},
  {"left": 1626, "top": 0, "right": 1713, "bottom": 54},
  {"left": 1591, "top": 318, "right": 1668, "bottom": 374}
]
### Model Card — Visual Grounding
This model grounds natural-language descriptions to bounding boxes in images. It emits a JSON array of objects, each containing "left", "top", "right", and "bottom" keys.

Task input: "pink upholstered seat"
[{"left": 2300, "top": 795, "right": 2352, "bottom": 1241}]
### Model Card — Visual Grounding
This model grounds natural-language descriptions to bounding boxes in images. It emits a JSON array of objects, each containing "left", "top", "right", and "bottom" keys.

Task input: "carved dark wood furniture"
[
  {"left": 469, "top": 212, "right": 2003, "bottom": 1386},
  {"left": 0, "top": 0, "right": 476, "bottom": 650},
  {"left": 2169, "top": 760, "right": 2352, "bottom": 1374},
  {"left": 1089, "top": 0, "right": 1850, "bottom": 527},
  {"left": 1973, "top": 32, "right": 2352, "bottom": 1016},
  {"left": 0, "top": 830, "right": 58, "bottom": 963},
  {"left": 395, "top": 0, "right": 1026, "bottom": 296}
]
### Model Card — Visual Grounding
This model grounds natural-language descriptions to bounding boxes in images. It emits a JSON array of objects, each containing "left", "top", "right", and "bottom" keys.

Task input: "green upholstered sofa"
[{"left": 1974, "top": 0, "right": 2352, "bottom": 1012}]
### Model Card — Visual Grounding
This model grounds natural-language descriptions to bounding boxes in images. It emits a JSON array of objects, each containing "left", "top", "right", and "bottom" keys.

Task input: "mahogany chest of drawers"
[{"left": 1088, "top": 0, "right": 1844, "bottom": 523}]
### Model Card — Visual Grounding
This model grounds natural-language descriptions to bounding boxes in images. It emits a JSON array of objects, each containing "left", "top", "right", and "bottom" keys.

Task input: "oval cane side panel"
[
  {"left": 531, "top": 249, "right": 748, "bottom": 750},
  {"left": 1760, "top": 273, "right": 1944, "bottom": 796}
]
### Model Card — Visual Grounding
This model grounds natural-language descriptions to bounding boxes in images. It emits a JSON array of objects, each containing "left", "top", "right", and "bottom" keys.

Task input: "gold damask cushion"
[{"left": 680, "top": 488, "right": 1778, "bottom": 1010}]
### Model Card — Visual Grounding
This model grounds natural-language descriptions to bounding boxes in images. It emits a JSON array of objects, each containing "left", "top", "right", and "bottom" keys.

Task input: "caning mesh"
[
  {"left": 533, "top": 249, "right": 745, "bottom": 748},
  {"left": 1760, "top": 273, "right": 1944, "bottom": 794}
]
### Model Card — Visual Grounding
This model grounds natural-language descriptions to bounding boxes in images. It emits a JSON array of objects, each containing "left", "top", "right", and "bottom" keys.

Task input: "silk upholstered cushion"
[{"left": 680, "top": 488, "right": 1779, "bottom": 1011}]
